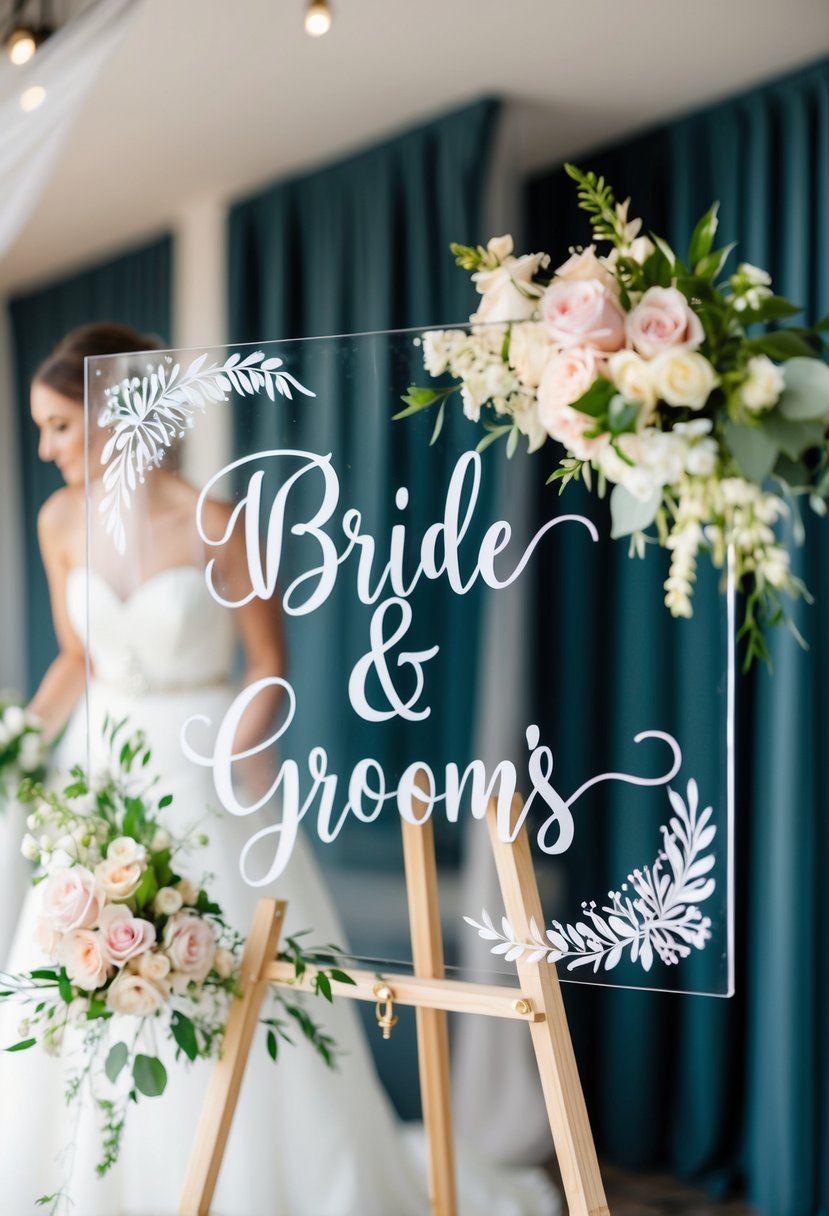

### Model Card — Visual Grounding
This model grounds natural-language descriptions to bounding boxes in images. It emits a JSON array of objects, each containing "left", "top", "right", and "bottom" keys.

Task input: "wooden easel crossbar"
[{"left": 180, "top": 795, "right": 609, "bottom": 1216}]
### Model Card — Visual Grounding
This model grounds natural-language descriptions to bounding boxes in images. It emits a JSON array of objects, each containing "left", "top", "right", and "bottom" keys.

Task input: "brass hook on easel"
[{"left": 373, "top": 983, "right": 399, "bottom": 1040}]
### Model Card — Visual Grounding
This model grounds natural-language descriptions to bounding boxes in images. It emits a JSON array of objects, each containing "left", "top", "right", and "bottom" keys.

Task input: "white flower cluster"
[
  {"left": 0, "top": 702, "right": 47, "bottom": 806},
  {"left": 665, "top": 474, "right": 792, "bottom": 617},
  {"left": 420, "top": 228, "right": 797, "bottom": 624}
]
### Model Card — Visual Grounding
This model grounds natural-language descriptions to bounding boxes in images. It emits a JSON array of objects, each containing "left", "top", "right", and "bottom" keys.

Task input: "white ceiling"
[{"left": 1, "top": 0, "right": 828, "bottom": 293}]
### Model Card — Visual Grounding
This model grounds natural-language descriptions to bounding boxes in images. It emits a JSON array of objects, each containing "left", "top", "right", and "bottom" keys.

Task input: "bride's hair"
[{"left": 34, "top": 322, "right": 166, "bottom": 403}]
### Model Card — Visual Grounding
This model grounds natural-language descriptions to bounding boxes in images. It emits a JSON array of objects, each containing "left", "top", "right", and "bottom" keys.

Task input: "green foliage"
[
  {"left": 688, "top": 201, "right": 719, "bottom": 269},
  {"left": 171, "top": 1011, "right": 199, "bottom": 1061},
  {"left": 104, "top": 1041, "right": 129, "bottom": 1083},
  {"left": 564, "top": 164, "right": 623, "bottom": 245},
  {"left": 132, "top": 1054, "right": 167, "bottom": 1098}
]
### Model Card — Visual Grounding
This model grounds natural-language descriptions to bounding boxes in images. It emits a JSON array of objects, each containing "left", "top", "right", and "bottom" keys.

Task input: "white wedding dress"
[{"left": 0, "top": 565, "right": 558, "bottom": 1216}]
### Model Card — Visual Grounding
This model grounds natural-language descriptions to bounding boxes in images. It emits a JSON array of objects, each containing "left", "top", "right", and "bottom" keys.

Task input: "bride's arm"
[{"left": 27, "top": 490, "right": 86, "bottom": 742}]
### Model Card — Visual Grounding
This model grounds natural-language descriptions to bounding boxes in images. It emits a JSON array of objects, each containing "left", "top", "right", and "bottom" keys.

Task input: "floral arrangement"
[
  {"left": 1, "top": 721, "right": 349, "bottom": 1212},
  {"left": 401, "top": 166, "right": 829, "bottom": 665},
  {"left": 0, "top": 695, "right": 47, "bottom": 811}
]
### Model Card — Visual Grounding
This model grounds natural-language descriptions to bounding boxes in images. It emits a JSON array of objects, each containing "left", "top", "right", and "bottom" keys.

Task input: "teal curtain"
[
  {"left": 526, "top": 57, "right": 829, "bottom": 1215},
  {"left": 228, "top": 99, "right": 501, "bottom": 1115},
  {"left": 9, "top": 236, "right": 173, "bottom": 693}
]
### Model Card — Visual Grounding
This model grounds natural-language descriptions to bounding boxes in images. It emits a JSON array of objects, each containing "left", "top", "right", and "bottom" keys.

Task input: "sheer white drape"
[
  {"left": 0, "top": 306, "right": 29, "bottom": 964},
  {"left": 0, "top": 0, "right": 140, "bottom": 262}
]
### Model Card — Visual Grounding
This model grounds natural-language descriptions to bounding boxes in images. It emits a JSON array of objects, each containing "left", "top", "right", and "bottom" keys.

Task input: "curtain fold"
[
  {"left": 8, "top": 235, "right": 173, "bottom": 692},
  {"left": 525, "top": 56, "right": 829, "bottom": 1215}
]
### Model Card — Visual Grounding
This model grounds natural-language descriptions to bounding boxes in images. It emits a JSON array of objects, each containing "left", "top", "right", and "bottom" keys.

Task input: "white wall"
[{"left": 173, "top": 195, "right": 232, "bottom": 488}]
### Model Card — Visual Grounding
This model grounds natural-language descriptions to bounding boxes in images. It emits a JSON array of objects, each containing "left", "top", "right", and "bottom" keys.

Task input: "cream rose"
[
  {"left": 57, "top": 929, "right": 108, "bottom": 991},
  {"left": 98, "top": 904, "right": 156, "bottom": 966},
  {"left": 471, "top": 252, "right": 546, "bottom": 325},
  {"left": 95, "top": 857, "right": 144, "bottom": 901},
  {"left": 741, "top": 356, "right": 784, "bottom": 412},
  {"left": 508, "top": 321, "right": 553, "bottom": 388},
  {"left": 136, "top": 950, "right": 171, "bottom": 983},
  {"left": 607, "top": 350, "right": 657, "bottom": 412},
  {"left": 106, "top": 971, "right": 166, "bottom": 1016},
  {"left": 106, "top": 836, "right": 147, "bottom": 866},
  {"left": 163, "top": 912, "right": 216, "bottom": 983},
  {"left": 41, "top": 866, "right": 102, "bottom": 933},
  {"left": 537, "top": 348, "right": 609, "bottom": 461},
  {"left": 652, "top": 350, "right": 719, "bottom": 409},
  {"left": 553, "top": 245, "right": 618, "bottom": 291},
  {"left": 213, "top": 948, "right": 235, "bottom": 979},
  {"left": 175, "top": 879, "right": 198, "bottom": 906},
  {"left": 34, "top": 916, "right": 62, "bottom": 958},
  {"left": 541, "top": 279, "right": 625, "bottom": 352},
  {"left": 154, "top": 886, "right": 184, "bottom": 916},
  {"left": 626, "top": 286, "right": 704, "bottom": 358}
]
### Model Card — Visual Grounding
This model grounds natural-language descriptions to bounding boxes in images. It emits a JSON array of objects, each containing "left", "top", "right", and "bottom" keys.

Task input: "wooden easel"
[{"left": 179, "top": 795, "right": 609, "bottom": 1216}]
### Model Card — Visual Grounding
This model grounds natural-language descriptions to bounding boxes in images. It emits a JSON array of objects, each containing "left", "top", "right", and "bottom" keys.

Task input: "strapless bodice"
[{"left": 66, "top": 566, "right": 236, "bottom": 694}]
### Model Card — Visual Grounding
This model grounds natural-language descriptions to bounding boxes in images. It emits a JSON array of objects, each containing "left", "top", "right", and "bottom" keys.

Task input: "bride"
[{"left": 0, "top": 323, "right": 558, "bottom": 1216}]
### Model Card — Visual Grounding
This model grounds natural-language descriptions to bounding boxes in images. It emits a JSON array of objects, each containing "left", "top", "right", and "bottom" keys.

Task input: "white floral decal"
[
  {"left": 465, "top": 779, "right": 716, "bottom": 974},
  {"left": 99, "top": 350, "right": 315, "bottom": 551}
]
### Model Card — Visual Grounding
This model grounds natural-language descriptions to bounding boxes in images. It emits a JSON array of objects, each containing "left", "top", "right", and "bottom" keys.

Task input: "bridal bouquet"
[
  {"left": 402, "top": 166, "right": 829, "bottom": 665},
  {"left": 2, "top": 721, "right": 347, "bottom": 1210},
  {"left": 0, "top": 695, "right": 47, "bottom": 811}
]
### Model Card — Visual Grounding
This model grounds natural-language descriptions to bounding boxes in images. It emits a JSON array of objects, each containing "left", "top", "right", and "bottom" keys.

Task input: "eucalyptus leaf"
[
  {"left": 609, "top": 484, "right": 661, "bottom": 539},
  {"left": 105, "top": 1041, "right": 129, "bottom": 1083},
  {"left": 723, "top": 419, "right": 778, "bottom": 483},
  {"left": 171, "top": 1012, "right": 198, "bottom": 1061},
  {"left": 132, "top": 1054, "right": 167, "bottom": 1098},
  {"left": 746, "top": 330, "right": 820, "bottom": 361},
  {"left": 763, "top": 412, "right": 826, "bottom": 461},
  {"left": 608, "top": 397, "right": 640, "bottom": 436},
  {"left": 773, "top": 453, "right": 812, "bottom": 489},
  {"left": 776, "top": 357, "right": 829, "bottom": 422}
]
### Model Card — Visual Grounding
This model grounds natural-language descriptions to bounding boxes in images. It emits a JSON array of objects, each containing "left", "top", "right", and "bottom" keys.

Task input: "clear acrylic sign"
[{"left": 81, "top": 328, "right": 734, "bottom": 997}]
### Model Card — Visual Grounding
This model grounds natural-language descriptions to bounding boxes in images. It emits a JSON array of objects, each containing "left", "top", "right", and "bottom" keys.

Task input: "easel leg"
[
  {"left": 487, "top": 801, "right": 609, "bottom": 1216},
  {"left": 402, "top": 816, "right": 458, "bottom": 1216},
  {"left": 179, "top": 898, "right": 286, "bottom": 1216}
]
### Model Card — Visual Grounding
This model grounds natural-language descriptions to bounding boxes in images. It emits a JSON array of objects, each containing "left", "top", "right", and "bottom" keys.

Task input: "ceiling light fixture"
[
  {"left": 4, "top": 1, "right": 54, "bottom": 65},
  {"left": 6, "top": 25, "right": 37, "bottom": 64},
  {"left": 304, "top": 0, "right": 332, "bottom": 37}
]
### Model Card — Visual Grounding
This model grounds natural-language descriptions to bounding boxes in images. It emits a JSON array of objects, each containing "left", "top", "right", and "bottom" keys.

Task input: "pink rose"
[
  {"left": 163, "top": 912, "right": 216, "bottom": 984},
  {"left": 537, "top": 348, "right": 609, "bottom": 461},
  {"left": 41, "top": 866, "right": 101, "bottom": 934},
  {"left": 98, "top": 904, "right": 156, "bottom": 967},
  {"left": 57, "top": 929, "right": 108, "bottom": 992},
  {"left": 625, "top": 286, "right": 704, "bottom": 358},
  {"left": 541, "top": 279, "right": 626, "bottom": 352}
]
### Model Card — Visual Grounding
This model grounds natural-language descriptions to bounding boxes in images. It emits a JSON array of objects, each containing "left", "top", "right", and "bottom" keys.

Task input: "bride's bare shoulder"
[{"left": 37, "top": 485, "right": 84, "bottom": 543}]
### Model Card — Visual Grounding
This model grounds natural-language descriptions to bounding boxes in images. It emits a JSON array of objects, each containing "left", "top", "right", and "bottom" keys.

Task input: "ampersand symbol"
[{"left": 348, "top": 598, "right": 439, "bottom": 722}]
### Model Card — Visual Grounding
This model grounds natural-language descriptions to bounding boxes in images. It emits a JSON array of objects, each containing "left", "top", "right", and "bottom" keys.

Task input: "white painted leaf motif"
[
  {"left": 465, "top": 780, "right": 717, "bottom": 977},
  {"left": 97, "top": 350, "right": 317, "bottom": 552}
]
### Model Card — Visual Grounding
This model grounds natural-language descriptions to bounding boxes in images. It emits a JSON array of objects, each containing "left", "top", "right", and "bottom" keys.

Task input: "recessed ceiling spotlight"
[
  {"left": 305, "top": 0, "right": 332, "bottom": 37},
  {"left": 19, "top": 84, "right": 46, "bottom": 111},
  {"left": 5, "top": 25, "right": 37, "bottom": 64}
]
